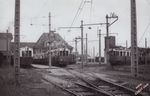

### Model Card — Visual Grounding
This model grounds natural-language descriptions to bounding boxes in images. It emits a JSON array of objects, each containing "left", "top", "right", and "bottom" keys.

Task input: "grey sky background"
[{"left": 0, "top": 0, "right": 150, "bottom": 57}]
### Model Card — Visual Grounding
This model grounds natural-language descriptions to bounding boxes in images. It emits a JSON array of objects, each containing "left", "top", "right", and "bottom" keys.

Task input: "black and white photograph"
[{"left": 0, "top": 0, "right": 150, "bottom": 96}]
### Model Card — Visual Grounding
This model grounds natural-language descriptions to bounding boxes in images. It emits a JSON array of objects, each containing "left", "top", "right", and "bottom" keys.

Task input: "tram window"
[
  {"left": 63, "top": 51, "right": 65, "bottom": 56},
  {"left": 127, "top": 52, "right": 129, "bottom": 56},
  {"left": 22, "top": 51, "right": 25, "bottom": 57},
  {"left": 114, "top": 51, "right": 116, "bottom": 56},
  {"left": 60, "top": 51, "right": 63, "bottom": 56},
  {"left": 66, "top": 51, "right": 68, "bottom": 56},
  {"left": 123, "top": 52, "right": 126, "bottom": 56},
  {"left": 116, "top": 51, "right": 119, "bottom": 56},
  {"left": 28, "top": 51, "right": 32, "bottom": 57},
  {"left": 120, "top": 51, "right": 123, "bottom": 56}
]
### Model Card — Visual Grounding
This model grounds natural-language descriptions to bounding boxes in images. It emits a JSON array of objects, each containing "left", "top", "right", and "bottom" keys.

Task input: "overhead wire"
[
  {"left": 138, "top": 21, "right": 150, "bottom": 44},
  {"left": 137, "top": 0, "right": 150, "bottom": 45},
  {"left": 68, "top": 0, "right": 86, "bottom": 32}
]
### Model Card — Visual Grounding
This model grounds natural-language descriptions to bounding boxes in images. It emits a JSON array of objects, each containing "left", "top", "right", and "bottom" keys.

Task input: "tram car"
[
  {"left": 33, "top": 48, "right": 76, "bottom": 67},
  {"left": 10, "top": 47, "right": 33, "bottom": 68},
  {"left": 109, "top": 49, "right": 131, "bottom": 65},
  {"left": 109, "top": 48, "right": 150, "bottom": 65}
]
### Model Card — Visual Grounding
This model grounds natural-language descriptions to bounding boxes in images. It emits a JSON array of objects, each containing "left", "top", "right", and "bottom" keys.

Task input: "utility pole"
[
  {"left": 81, "top": 20, "right": 84, "bottom": 70},
  {"left": 93, "top": 47, "right": 95, "bottom": 63},
  {"left": 48, "top": 12, "right": 52, "bottom": 68},
  {"left": 14, "top": 0, "right": 20, "bottom": 85},
  {"left": 105, "top": 13, "right": 118, "bottom": 68},
  {"left": 126, "top": 40, "right": 128, "bottom": 49},
  {"left": 106, "top": 15, "right": 109, "bottom": 66},
  {"left": 98, "top": 29, "right": 101, "bottom": 65},
  {"left": 131, "top": 0, "right": 138, "bottom": 77},
  {"left": 75, "top": 38, "right": 78, "bottom": 57},
  {"left": 105, "top": 15, "right": 110, "bottom": 67},
  {"left": 6, "top": 29, "right": 10, "bottom": 66},
  {"left": 145, "top": 38, "right": 147, "bottom": 65},
  {"left": 74, "top": 37, "right": 80, "bottom": 63},
  {"left": 86, "top": 33, "right": 88, "bottom": 64}
]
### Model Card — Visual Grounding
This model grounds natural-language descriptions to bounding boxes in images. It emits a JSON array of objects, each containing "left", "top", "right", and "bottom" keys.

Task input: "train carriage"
[{"left": 33, "top": 48, "right": 76, "bottom": 67}]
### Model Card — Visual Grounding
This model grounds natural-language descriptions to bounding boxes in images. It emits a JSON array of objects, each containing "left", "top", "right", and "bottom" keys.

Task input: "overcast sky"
[{"left": 0, "top": 0, "right": 150, "bottom": 56}]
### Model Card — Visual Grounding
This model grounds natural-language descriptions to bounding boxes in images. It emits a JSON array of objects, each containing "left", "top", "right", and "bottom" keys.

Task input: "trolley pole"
[
  {"left": 14, "top": 0, "right": 20, "bottom": 85},
  {"left": 48, "top": 12, "right": 52, "bottom": 68},
  {"left": 131, "top": 0, "right": 138, "bottom": 77}
]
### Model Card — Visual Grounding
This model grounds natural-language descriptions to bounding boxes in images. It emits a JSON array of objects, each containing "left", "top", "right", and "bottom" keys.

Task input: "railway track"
[
  {"left": 66, "top": 69, "right": 144, "bottom": 96},
  {"left": 42, "top": 71, "right": 112, "bottom": 96}
]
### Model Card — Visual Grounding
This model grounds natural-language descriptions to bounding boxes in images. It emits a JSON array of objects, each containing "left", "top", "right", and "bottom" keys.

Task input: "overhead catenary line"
[
  {"left": 68, "top": 0, "right": 85, "bottom": 32},
  {"left": 68, "top": 0, "right": 93, "bottom": 32},
  {"left": 138, "top": 21, "right": 150, "bottom": 45}
]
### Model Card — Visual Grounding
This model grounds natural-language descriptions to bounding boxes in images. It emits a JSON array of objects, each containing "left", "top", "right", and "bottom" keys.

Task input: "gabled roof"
[
  {"left": 0, "top": 33, "right": 13, "bottom": 40},
  {"left": 34, "top": 33, "right": 73, "bottom": 50},
  {"left": 10, "top": 42, "right": 36, "bottom": 52}
]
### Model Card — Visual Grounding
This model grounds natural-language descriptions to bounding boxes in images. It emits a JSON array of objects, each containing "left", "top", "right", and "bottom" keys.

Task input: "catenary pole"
[
  {"left": 98, "top": 29, "right": 101, "bottom": 65},
  {"left": 86, "top": 33, "right": 88, "bottom": 64},
  {"left": 48, "top": 12, "right": 52, "bottom": 68},
  {"left": 145, "top": 38, "right": 147, "bottom": 65},
  {"left": 14, "top": 0, "right": 20, "bottom": 85},
  {"left": 81, "top": 20, "right": 84, "bottom": 71},
  {"left": 105, "top": 15, "right": 110, "bottom": 67},
  {"left": 131, "top": 0, "right": 138, "bottom": 77}
]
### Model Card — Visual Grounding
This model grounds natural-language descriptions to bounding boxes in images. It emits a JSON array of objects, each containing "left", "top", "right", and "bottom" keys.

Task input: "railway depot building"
[
  {"left": 0, "top": 33, "right": 13, "bottom": 66},
  {"left": 33, "top": 32, "right": 73, "bottom": 59},
  {"left": 10, "top": 32, "right": 73, "bottom": 59}
]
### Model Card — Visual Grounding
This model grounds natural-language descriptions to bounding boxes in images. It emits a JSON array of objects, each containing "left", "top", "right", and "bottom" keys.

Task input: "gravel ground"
[
  {"left": 1, "top": 64, "right": 149, "bottom": 96},
  {"left": 0, "top": 67, "right": 69, "bottom": 96}
]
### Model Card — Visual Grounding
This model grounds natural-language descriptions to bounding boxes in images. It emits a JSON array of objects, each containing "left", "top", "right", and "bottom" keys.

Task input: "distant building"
[
  {"left": 33, "top": 33, "right": 73, "bottom": 59},
  {"left": 104, "top": 36, "right": 116, "bottom": 49},
  {"left": 104, "top": 36, "right": 116, "bottom": 63},
  {"left": 0, "top": 33, "right": 13, "bottom": 51},
  {"left": 0, "top": 33, "right": 13, "bottom": 66}
]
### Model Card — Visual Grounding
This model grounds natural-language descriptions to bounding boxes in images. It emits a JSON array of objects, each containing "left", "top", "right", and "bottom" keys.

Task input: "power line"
[
  {"left": 68, "top": 0, "right": 85, "bottom": 32},
  {"left": 138, "top": 21, "right": 150, "bottom": 44}
]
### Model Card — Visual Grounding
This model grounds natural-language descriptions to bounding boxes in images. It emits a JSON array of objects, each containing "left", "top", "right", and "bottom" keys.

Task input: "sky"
[{"left": 0, "top": 0, "right": 150, "bottom": 57}]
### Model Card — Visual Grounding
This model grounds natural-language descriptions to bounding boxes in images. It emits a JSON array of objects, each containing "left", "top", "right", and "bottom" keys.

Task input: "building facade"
[{"left": 0, "top": 33, "right": 13, "bottom": 66}]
